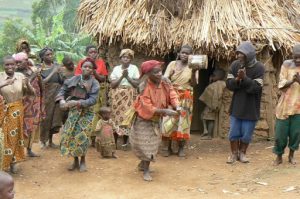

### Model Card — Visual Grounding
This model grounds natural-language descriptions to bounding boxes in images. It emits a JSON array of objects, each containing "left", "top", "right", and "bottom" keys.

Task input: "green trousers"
[{"left": 273, "top": 114, "right": 300, "bottom": 155}]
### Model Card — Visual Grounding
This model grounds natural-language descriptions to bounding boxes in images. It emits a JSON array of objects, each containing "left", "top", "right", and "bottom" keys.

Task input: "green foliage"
[
  {"left": 0, "top": 0, "right": 94, "bottom": 68},
  {"left": 0, "top": 18, "right": 34, "bottom": 65},
  {"left": 31, "top": 0, "right": 64, "bottom": 34},
  {"left": 62, "top": 0, "right": 80, "bottom": 32},
  {"left": 31, "top": 0, "right": 80, "bottom": 33}
]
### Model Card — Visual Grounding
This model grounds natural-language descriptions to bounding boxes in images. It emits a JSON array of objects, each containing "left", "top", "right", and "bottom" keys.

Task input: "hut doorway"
[{"left": 163, "top": 53, "right": 215, "bottom": 135}]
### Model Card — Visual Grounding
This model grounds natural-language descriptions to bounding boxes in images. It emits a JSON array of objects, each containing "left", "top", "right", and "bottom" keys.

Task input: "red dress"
[{"left": 74, "top": 59, "right": 108, "bottom": 76}]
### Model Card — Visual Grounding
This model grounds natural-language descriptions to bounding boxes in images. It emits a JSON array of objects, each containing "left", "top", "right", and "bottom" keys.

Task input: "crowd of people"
[{"left": 0, "top": 39, "right": 299, "bottom": 188}]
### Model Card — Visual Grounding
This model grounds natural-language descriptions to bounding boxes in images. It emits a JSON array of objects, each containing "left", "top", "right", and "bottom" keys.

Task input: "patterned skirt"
[
  {"left": 0, "top": 129, "right": 4, "bottom": 171},
  {"left": 60, "top": 108, "right": 94, "bottom": 157},
  {"left": 0, "top": 97, "right": 4, "bottom": 170},
  {"left": 1, "top": 101, "right": 25, "bottom": 170},
  {"left": 162, "top": 89, "right": 193, "bottom": 140},
  {"left": 130, "top": 117, "right": 161, "bottom": 162},
  {"left": 23, "top": 96, "right": 42, "bottom": 138},
  {"left": 110, "top": 86, "right": 136, "bottom": 135}
]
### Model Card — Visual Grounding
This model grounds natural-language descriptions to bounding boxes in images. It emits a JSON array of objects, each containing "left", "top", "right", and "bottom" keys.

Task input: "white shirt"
[{"left": 110, "top": 64, "right": 140, "bottom": 87}]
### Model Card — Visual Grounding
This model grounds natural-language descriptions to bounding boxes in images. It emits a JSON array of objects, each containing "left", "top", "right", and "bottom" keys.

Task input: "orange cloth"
[
  {"left": 75, "top": 59, "right": 108, "bottom": 76},
  {"left": 134, "top": 79, "right": 179, "bottom": 120}
]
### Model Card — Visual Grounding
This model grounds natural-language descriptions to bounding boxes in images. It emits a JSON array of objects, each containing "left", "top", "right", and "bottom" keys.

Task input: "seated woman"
[
  {"left": 0, "top": 56, "right": 35, "bottom": 173},
  {"left": 56, "top": 58, "right": 100, "bottom": 172},
  {"left": 130, "top": 60, "right": 179, "bottom": 181}
]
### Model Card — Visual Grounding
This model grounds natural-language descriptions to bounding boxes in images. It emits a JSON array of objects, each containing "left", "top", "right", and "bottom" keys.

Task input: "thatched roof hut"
[
  {"left": 78, "top": 0, "right": 300, "bottom": 58},
  {"left": 77, "top": 0, "right": 300, "bottom": 138}
]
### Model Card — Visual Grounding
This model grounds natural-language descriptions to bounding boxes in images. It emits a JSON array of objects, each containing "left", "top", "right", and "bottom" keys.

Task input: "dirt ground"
[{"left": 13, "top": 134, "right": 300, "bottom": 199}]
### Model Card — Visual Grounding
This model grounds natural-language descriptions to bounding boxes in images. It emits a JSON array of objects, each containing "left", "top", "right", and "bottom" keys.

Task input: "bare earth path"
[{"left": 13, "top": 135, "right": 300, "bottom": 199}]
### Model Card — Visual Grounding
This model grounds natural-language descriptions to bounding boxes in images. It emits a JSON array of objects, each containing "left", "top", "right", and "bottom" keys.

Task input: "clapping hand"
[
  {"left": 23, "top": 77, "right": 30, "bottom": 86},
  {"left": 169, "top": 70, "right": 175, "bottom": 78},
  {"left": 5, "top": 78, "right": 16, "bottom": 86},
  {"left": 293, "top": 73, "right": 300, "bottom": 84},
  {"left": 122, "top": 69, "right": 129, "bottom": 78},
  {"left": 237, "top": 68, "right": 246, "bottom": 80}
]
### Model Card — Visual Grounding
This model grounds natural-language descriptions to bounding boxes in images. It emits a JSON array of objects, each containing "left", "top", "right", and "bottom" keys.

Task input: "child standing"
[
  {"left": 95, "top": 107, "right": 119, "bottom": 158},
  {"left": 199, "top": 68, "right": 226, "bottom": 139}
]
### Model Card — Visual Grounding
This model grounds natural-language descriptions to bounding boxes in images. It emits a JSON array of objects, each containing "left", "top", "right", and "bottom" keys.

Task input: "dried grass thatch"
[{"left": 78, "top": 0, "right": 300, "bottom": 58}]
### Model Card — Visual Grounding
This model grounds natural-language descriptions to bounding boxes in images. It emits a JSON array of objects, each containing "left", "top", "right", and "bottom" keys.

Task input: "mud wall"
[{"left": 104, "top": 45, "right": 281, "bottom": 139}]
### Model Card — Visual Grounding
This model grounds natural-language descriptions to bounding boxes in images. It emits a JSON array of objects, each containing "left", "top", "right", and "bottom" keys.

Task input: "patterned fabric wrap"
[
  {"left": 130, "top": 117, "right": 161, "bottom": 162},
  {"left": 110, "top": 86, "right": 137, "bottom": 135},
  {"left": 60, "top": 108, "right": 94, "bottom": 157},
  {"left": 0, "top": 129, "right": 3, "bottom": 171},
  {"left": 23, "top": 77, "right": 43, "bottom": 138},
  {"left": 162, "top": 89, "right": 193, "bottom": 140},
  {"left": 2, "top": 101, "right": 25, "bottom": 171},
  {"left": 0, "top": 97, "right": 4, "bottom": 170},
  {"left": 95, "top": 119, "right": 116, "bottom": 157}
]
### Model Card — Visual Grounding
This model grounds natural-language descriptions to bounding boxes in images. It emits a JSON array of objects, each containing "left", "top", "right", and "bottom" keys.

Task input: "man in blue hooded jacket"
[{"left": 226, "top": 41, "right": 265, "bottom": 164}]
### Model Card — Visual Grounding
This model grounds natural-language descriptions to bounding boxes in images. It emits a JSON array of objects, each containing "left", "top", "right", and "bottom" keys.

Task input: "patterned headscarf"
[
  {"left": 80, "top": 57, "right": 97, "bottom": 70},
  {"left": 16, "top": 39, "right": 30, "bottom": 53},
  {"left": 119, "top": 49, "right": 134, "bottom": 59},
  {"left": 12, "top": 52, "right": 28, "bottom": 61}
]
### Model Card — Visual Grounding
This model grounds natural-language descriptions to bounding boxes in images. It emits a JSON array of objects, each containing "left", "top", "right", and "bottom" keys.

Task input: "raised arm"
[
  {"left": 125, "top": 66, "right": 140, "bottom": 88},
  {"left": 23, "top": 77, "right": 35, "bottom": 96},
  {"left": 240, "top": 64, "right": 265, "bottom": 94},
  {"left": 277, "top": 62, "right": 296, "bottom": 91},
  {"left": 110, "top": 68, "right": 125, "bottom": 89},
  {"left": 226, "top": 62, "right": 241, "bottom": 91}
]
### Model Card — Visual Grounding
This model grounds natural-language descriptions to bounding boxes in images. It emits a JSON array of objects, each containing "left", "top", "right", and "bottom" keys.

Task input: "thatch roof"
[{"left": 78, "top": 0, "right": 300, "bottom": 58}]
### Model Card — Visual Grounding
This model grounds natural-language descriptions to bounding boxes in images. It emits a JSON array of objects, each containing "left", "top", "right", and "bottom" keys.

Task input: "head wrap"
[
  {"left": 80, "top": 57, "right": 97, "bottom": 70},
  {"left": 141, "top": 60, "right": 164, "bottom": 77},
  {"left": 12, "top": 52, "right": 28, "bottom": 61},
  {"left": 39, "top": 47, "right": 53, "bottom": 62},
  {"left": 16, "top": 39, "right": 30, "bottom": 53},
  {"left": 293, "top": 43, "right": 300, "bottom": 55},
  {"left": 119, "top": 49, "right": 134, "bottom": 59}
]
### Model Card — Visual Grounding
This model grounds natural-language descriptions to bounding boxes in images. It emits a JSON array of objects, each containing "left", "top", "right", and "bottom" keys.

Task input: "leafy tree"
[
  {"left": 0, "top": 18, "right": 34, "bottom": 65},
  {"left": 26, "top": 12, "right": 93, "bottom": 63},
  {"left": 32, "top": 0, "right": 80, "bottom": 33},
  {"left": 31, "top": 0, "right": 65, "bottom": 35},
  {"left": 0, "top": 0, "right": 94, "bottom": 69},
  {"left": 62, "top": 0, "right": 81, "bottom": 32}
]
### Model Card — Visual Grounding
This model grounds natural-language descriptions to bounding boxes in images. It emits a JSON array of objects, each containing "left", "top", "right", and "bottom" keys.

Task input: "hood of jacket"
[{"left": 236, "top": 41, "right": 257, "bottom": 67}]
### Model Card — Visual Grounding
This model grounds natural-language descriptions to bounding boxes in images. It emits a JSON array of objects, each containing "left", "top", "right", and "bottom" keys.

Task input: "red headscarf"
[{"left": 140, "top": 60, "right": 164, "bottom": 77}]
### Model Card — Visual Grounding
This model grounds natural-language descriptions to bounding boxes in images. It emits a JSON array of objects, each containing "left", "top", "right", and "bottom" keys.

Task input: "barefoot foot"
[{"left": 273, "top": 155, "right": 283, "bottom": 166}]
